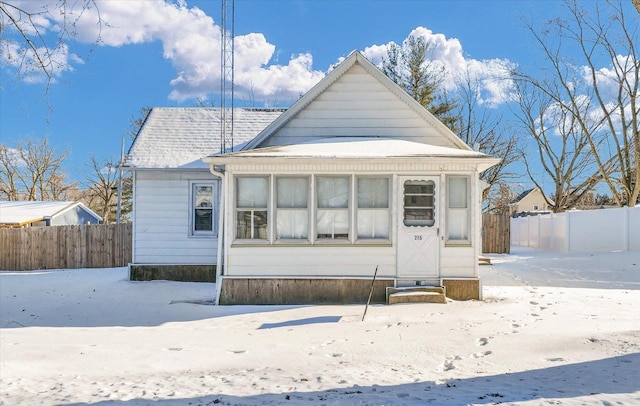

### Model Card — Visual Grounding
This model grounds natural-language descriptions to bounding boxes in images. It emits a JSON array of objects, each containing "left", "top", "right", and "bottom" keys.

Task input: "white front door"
[{"left": 397, "top": 176, "right": 439, "bottom": 278}]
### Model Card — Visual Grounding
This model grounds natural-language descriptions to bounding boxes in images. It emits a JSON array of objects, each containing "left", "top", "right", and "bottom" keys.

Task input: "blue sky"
[{"left": 0, "top": 0, "right": 619, "bottom": 188}]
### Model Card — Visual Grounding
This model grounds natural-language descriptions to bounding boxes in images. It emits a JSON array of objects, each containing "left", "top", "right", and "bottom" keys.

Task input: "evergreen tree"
[{"left": 382, "top": 36, "right": 459, "bottom": 132}]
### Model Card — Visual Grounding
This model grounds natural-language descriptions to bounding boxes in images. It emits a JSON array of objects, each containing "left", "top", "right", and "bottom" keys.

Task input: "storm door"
[{"left": 396, "top": 177, "right": 439, "bottom": 278}]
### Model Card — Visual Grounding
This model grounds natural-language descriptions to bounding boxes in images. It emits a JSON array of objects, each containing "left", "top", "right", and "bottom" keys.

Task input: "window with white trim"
[
  {"left": 357, "top": 177, "right": 390, "bottom": 239},
  {"left": 236, "top": 177, "right": 268, "bottom": 240},
  {"left": 276, "top": 177, "right": 309, "bottom": 239},
  {"left": 316, "top": 176, "right": 350, "bottom": 240},
  {"left": 232, "top": 175, "right": 392, "bottom": 244},
  {"left": 191, "top": 183, "right": 216, "bottom": 236},
  {"left": 446, "top": 176, "right": 470, "bottom": 242}
]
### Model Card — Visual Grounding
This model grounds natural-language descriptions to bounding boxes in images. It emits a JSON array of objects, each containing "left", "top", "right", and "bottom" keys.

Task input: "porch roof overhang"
[{"left": 203, "top": 137, "right": 501, "bottom": 172}]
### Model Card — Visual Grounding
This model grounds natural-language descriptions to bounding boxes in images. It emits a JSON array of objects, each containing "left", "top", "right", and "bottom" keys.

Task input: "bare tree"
[
  {"left": 455, "top": 71, "right": 519, "bottom": 201},
  {"left": 0, "top": 0, "right": 101, "bottom": 84},
  {"left": 510, "top": 78, "right": 607, "bottom": 212},
  {"left": 0, "top": 144, "right": 20, "bottom": 200},
  {"left": 127, "top": 107, "right": 152, "bottom": 140},
  {"left": 485, "top": 181, "right": 520, "bottom": 215},
  {"left": 0, "top": 138, "right": 76, "bottom": 200},
  {"left": 81, "top": 107, "right": 145, "bottom": 222},
  {"left": 82, "top": 156, "right": 118, "bottom": 223},
  {"left": 516, "top": 0, "right": 639, "bottom": 206}
]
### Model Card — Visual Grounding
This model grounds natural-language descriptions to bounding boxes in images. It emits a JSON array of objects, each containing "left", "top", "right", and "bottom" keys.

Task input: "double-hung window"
[
  {"left": 447, "top": 176, "right": 470, "bottom": 243},
  {"left": 276, "top": 177, "right": 309, "bottom": 239},
  {"left": 357, "top": 177, "right": 390, "bottom": 239},
  {"left": 232, "top": 175, "right": 391, "bottom": 244},
  {"left": 191, "top": 183, "right": 216, "bottom": 236},
  {"left": 236, "top": 177, "right": 268, "bottom": 240},
  {"left": 316, "top": 176, "right": 350, "bottom": 240}
]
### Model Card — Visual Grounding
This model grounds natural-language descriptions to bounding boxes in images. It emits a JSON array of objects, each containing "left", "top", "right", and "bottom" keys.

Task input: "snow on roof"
[
  {"left": 0, "top": 201, "right": 100, "bottom": 225},
  {"left": 206, "top": 137, "right": 496, "bottom": 161},
  {"left": 123, "top": 108, "right": 285, "bottom": 169}
]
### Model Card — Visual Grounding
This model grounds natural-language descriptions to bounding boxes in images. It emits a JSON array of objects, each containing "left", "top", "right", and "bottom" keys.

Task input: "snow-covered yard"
[{"left": 1, "top": 247, "right": 639, "bottom": 405}]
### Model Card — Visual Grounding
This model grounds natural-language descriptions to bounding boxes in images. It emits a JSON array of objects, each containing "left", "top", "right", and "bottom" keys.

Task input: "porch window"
[
  {"left": 236, "top": 177, "right": 268, "bottom": 239},
  {"left": 357, "top": 177, "right": 390, "bottom": 239},
  {"left": 276, "top": 177, "right": 309, "bottom": 239},
  {"left": 316, "top": 176, "right": 350, "bottom": 240},
  {"left": 447, "top": 176, "right": 470, "bottom": 242},
  {"left": 191, "top": 183, "right": 216, "bottom": 235}
]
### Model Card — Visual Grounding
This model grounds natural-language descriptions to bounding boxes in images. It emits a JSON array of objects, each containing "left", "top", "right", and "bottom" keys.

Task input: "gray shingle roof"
[{"left": 124, "top": 107, "right": 285, "bottom": 169}]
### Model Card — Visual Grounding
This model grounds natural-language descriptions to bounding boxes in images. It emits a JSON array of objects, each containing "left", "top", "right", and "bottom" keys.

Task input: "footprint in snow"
[
  {"left": 437, "top": 357, "right": 460, "bottom": 372},
  {"left": 470, "top": 351, "right": 493, "bottom": 358},
  {"left": 475, "top": 337, "right": 489, "bottom": 346}
]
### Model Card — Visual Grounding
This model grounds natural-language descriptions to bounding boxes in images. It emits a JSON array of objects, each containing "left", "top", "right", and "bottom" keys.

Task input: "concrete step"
[{"left": 386, "top": 286, "right": 447, "bottom": 305}]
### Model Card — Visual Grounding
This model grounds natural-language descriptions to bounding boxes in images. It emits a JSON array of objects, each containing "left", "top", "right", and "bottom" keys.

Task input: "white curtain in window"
[
  {"left": 317, "top": 177, "right": 349, "bottom": 239},
  {"left": 237, "top": 177, "right": 268, "bottom": 207},
  {"left": 449, "top": 177, "right": 468, "bottom": 208},
  {"left": 277, "top": 178, "right": 308, "bottom": 208},
  {"left": 317, "top": 177, "right": 349, "bottom": 208},
  {"left": 357, "top": 210, "right": 389, "bottom": 239},
  {"left": 357, "top": 178, "right": 389, "bottom": 239},
  {"left": 316, "top": 210, "right": 349, "bottom": 238},
  {"left": 357, "top": 178, "right": 388, "bottom": 208},
  {"left": 448, "top": 177, "right": 469, "bottom": 241},
  {"left": 276, "top": 178, "right": 309, "bottom": 239},
  {"left": 236, "top": 177, "right": 268, "bottom": 240}
]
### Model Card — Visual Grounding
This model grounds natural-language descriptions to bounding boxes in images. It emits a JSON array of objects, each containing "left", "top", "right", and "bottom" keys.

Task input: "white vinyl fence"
[{"left": 511, "top": 206, "right": 640, "bottom": 253}]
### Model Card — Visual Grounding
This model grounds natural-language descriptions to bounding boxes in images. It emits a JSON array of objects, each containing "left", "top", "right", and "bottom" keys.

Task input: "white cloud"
[
  {"left": 1, "top": 0, "right": 326, "bottom": 103},
  {"left": 363, "top": 27, "right": 516, "bottom": 107},
  {"left": 2, "top": 2, "right": 516, "bottom": 106}
]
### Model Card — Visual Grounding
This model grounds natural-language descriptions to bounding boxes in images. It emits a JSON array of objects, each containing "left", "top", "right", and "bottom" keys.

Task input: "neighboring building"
[
  {"left": 510, "top": 188, "right": 552, "bottom": 216},
  {"left": 124, "top": 51, "right": 500, "bottom": 304},
  {"left": 0, "top": 201, "right": 102, "bottom": 228}
]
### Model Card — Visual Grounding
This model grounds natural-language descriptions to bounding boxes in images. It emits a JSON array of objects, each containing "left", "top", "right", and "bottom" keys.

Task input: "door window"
[{"left": 403, "top": 180, "right": 435, "bottom": 227}]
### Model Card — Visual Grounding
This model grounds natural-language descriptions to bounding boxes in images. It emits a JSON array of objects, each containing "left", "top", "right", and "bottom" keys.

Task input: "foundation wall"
[{"left": 219, "top": 278, "right": 395, "bottom": 305}]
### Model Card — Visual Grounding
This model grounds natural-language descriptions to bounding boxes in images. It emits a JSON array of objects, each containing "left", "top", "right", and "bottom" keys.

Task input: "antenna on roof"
[{"left": 220, "top": 0, "right": 235, "bottom": 153}]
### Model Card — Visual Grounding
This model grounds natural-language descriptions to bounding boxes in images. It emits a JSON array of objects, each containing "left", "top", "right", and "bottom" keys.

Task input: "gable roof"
[
  {"left": 123, "top": 107, "right": 285, "bottom": 170},
  {"left": 242, "top": 50, "right": 470, "bottom": 151},
  {"left": 511, "top": 188, "right": 535, "bottom": 205},
  {"left": 0, "top": 201, "right": 102, "bottom": 227},
  {"left": 510, "top": 187, "right": 554, "bottom": 207}
]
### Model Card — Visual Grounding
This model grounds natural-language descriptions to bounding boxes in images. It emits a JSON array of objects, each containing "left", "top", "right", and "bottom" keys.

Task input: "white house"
[
  {"left": 125, "top": 51, "right": 499, "bottom": 302},
  {"left": 510, "top": 187, "right": 552, "bottom": 216},
  {"left": 125, "top": 52, "right": 498, "bottom": 304},
  {"left": 0, "top": 201, "right": 102, "bottom": 228}
]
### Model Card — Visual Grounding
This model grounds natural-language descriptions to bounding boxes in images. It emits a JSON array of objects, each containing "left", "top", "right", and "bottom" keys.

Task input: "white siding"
[
  {"left": 226, "top": 245, "right": 395, "bottom": 278},
  {"left": 263, "top": 65, "right": 457, "bottom": 148},
  {"left": 132, "top": 170, "right": 219, "bottom": 264},
  {"left": 440, "top": 246, "right": 476, "bottom": 278},
  {"left": 221, "top": 166, "right": 482, "bottom": 281}
]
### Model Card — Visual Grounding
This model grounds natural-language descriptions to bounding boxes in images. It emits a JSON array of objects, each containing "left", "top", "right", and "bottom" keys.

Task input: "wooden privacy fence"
[
  {"left": 482, "top": 213, "right": 510, "bottom": 254},
  {"left": 0, "top": 223, "right": 132, "bottom": 271}
]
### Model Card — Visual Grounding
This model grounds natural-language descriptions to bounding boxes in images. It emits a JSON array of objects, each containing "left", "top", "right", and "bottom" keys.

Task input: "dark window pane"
[{"left": 195, "top": 208, "right": 213, "bottom": 231}]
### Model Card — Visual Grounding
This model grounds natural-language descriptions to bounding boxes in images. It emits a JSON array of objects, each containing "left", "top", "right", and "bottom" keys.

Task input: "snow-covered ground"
[{"left": 1, "top": 247, "right": 639, "bottom": 405}]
